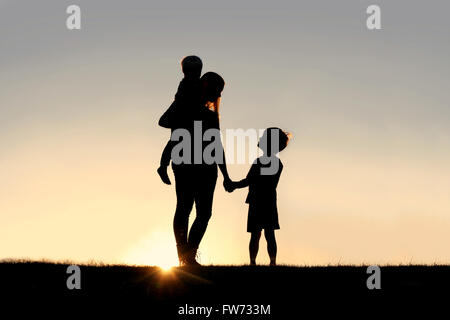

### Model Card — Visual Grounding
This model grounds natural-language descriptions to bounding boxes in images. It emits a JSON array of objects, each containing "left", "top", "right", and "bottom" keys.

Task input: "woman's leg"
[
  {"left": 188, "top": 172, "right": 217, "bottom": 249},
  {"left": 249, "top": 231, "right": 261, "bottom": 265},
  {"left": 264, "top": 229, "right": 277, "bottom": 266},
  {"left": 173, "top": 167, "right": 195, "bottom": 264},
  {"left": 173, "top": 197, "right": 194, "bottom": 247}
]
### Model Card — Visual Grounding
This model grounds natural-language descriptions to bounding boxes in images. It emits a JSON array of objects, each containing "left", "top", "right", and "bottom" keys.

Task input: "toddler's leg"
[
  {"left": 249, "top": 231, "right": 261, "bottom": 265},
  {"left": 264, "top": 229, "right": 277, "bottom": 266},
  {"left": 160, "top": 140, "right": 173, "bottom": 167},
  {"left": 157, "top": 140, "right": 174, "bottom": 185}
]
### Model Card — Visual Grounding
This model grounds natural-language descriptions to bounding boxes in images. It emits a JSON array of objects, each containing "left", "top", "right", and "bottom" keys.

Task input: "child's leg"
[
  {"left": 264, "top": 229, "right": 277, "bottom": 266},
  {"left": 249, "top": 231, "right": 261, "bottom": 265}
]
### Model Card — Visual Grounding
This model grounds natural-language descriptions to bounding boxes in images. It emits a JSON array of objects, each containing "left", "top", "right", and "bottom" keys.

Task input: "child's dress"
[{"left": 245, "top": 157, "right": 283, "bottom": 232}]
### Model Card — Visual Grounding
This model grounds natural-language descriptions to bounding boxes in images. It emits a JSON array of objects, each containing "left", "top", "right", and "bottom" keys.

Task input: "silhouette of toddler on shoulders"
[{"left": 157, "top": 55, "right": 203, "bottom": 184}]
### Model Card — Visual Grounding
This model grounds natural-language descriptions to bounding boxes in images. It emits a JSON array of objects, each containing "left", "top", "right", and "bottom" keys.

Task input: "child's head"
[
  {"left": 181, "top": 55, "right": 202, "bottom": 79},
  {"left": 258, "top": 127, "right": 291, "bottom": 156}
]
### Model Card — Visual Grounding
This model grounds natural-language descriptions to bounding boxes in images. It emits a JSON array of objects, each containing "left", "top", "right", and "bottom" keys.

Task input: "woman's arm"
[
  {"left": 218, "top": 150, "right": 230, "bottom": 180},
  {"left": 212, "top": 114, "right": 231, "bottom": 185},
  {"left": 219, "top": 149, "right": 233, "bottom": 192}
]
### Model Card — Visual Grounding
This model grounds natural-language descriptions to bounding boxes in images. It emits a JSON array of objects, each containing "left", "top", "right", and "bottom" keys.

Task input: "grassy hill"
[{"left": 1, "top": 261, "right": 449, "bottom": 317}]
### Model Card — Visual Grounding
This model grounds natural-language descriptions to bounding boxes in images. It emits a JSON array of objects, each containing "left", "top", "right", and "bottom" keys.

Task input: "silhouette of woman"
[{"left": 171, "top": 72, "right": 231, "bottom": 266}]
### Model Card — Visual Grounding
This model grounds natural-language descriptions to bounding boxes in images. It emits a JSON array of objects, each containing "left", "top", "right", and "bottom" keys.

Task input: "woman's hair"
[
  {"left": 200, "top": 72, "right": 225, "bottom": 118},
  {"left": 205, "top": 98, "right": 221, "bottom": 115}
]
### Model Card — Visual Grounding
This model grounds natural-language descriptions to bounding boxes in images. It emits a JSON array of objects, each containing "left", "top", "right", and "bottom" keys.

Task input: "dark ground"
[{"left": 1, "top": 262, "right": 449, "bottom": 317}]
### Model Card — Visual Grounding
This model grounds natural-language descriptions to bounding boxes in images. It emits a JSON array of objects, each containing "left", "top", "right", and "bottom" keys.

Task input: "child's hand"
[{"left": 223, "top": 178, "right": 235, "bottom": 193}]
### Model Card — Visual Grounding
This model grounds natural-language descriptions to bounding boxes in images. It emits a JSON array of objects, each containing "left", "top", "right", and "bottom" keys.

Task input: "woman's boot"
[
  {"left": 176, "top": 244, "right": 188, "bottom": 266},
  {"left": 184, "top": 246, "right": 201, "bottom": 266}
]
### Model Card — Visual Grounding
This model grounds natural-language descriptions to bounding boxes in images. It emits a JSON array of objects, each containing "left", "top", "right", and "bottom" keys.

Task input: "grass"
[{"left": 1, "top": 260, "right": 449, "bottom": 316}]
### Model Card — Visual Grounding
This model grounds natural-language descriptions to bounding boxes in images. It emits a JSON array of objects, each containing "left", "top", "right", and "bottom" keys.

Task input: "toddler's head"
[
  {"left": 258, "top": 127, "right": 291, "bottom": 156},
  {"left": 181, "top": 55, "right": 202, "bottom": 79}
]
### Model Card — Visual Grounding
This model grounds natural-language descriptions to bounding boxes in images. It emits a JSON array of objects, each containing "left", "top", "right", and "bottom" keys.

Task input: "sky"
[{"left": 1, "top": 0, "right": 449, "bottom": 267}]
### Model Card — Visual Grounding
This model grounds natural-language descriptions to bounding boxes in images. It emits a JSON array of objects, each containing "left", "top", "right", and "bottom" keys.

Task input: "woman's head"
[
  {"left": 200, "top": 72, "right": 225, "bottom": 115},
  {"left": 258, "top": 127, "right": 292, "bottom": 156}
]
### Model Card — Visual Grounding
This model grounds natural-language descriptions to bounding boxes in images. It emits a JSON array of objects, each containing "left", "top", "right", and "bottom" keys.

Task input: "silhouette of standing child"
[
  {"left": 157, "top": 55, "right": 203, "bottom": 185},
  {"left": 229, "top": 128, "right": 291, "bottom": 266}
]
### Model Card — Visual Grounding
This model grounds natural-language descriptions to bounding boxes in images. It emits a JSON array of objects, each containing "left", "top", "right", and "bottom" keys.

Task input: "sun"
[
  {"left": 122, "top": 231, "right": 179, "bottom": 268},
  {"left": 159, "top": 264, "right": 174, "bottom": 272}
]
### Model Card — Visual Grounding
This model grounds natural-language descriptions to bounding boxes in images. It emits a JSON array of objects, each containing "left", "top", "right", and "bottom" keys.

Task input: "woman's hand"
[{"left": 223, "top": 177, "right": 235, "bottom": 193}]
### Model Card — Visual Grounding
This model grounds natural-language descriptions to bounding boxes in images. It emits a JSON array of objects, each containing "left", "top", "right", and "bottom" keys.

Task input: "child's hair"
[
  {"left": 181, "top": 55, "right": 203, "bottom": 78},
  {"left": 261, "top": 127, "right": 292, "bottom": 155}
]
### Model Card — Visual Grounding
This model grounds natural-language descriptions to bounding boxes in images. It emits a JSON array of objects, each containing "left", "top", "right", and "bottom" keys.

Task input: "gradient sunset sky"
[{"left": 1, "top": 0, "right": 450, "bottom": 266}]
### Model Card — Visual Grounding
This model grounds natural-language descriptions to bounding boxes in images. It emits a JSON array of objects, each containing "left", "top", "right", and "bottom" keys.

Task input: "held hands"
[{"left": 223, "top": 177, "right": 236, "bottom": 193}]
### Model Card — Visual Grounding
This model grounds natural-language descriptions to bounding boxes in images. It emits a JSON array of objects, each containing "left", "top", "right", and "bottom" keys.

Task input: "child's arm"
[
  {"left": 229, "top": 162, "right": 258, "bottom": 191},
  {"left": 232, "top": 178, "right": 249, "bottom": 189}
]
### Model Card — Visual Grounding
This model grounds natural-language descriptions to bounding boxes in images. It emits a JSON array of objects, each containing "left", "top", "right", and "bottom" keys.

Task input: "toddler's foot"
[
  {"left": 157, "top": 166, "right": 171, "bottom": 185},
  {"left": 250, "top": 260, "right": 256, "bottom": 266},
  {"left": 270, "top": 260, "right": 276, "bottom": 266}
]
